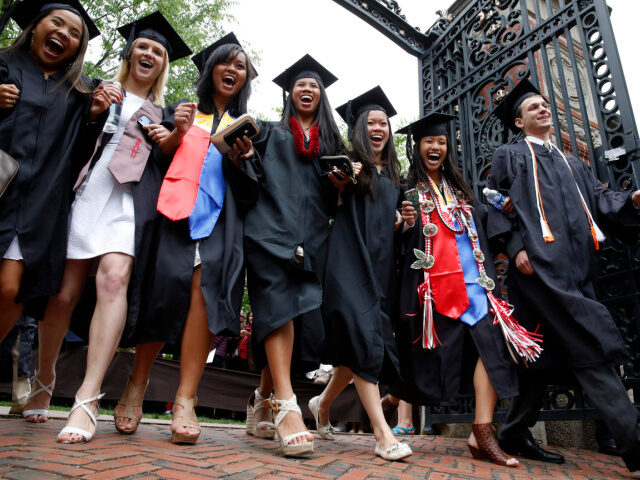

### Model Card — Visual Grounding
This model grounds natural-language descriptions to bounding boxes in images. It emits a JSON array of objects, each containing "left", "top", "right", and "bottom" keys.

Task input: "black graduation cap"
[
  {"left": 1, "top": 0, "right": 99, "bottom": 39},
  {"left": 336, "top": 85, "right": 397, "bottom": 129},
  {"left": 273, "top": 54, "right": 337, "bottom": 92},
  {"left": 191, "top": 32, "right": 257, "bottom": 77},
  {"left": 491, "top": 78, "right": 542, "bottom": 133},
  {"left": 117, "top": 11, "right": 191, "bottom": 63},
  {"left": 397, "top": 112, "right": 456, "bottom": 141}
]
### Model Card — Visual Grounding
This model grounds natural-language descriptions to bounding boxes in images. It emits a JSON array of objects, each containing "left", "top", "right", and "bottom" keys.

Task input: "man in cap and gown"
[{"left": 488, "top": 78, "right": 640, "bottom": 472}]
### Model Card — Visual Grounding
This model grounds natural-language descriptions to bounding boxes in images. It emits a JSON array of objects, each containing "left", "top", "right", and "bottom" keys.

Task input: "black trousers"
[{"left": 498, "top": 365, "right": 640, "bottom": 471}]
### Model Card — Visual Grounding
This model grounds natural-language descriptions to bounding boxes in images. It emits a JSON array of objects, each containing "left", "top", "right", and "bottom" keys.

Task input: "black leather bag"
[{"left": 319, "top": 155, "right": 357, "bottom": 184}]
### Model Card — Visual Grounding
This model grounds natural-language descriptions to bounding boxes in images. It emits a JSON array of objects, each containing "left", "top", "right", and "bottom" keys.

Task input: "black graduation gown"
[
  {"left": 244, "top": 121, "right": 339, "bottom": 372},
  {"left": 487, "top": 140, "right": 639, "bottom": 370},
  {"left": 322, "top": 168, "right": 402, "bottom": 384},
  {"left": 134, "top": 105, "right": 258, "bottom": 346},
  {"left": 0, "top": 48, "right": 91, "bottom": 302},
  {"left": 390, "top": 187, "right": 518, "bottom": 406},
  {"left": 67, "top": 99, "right": 172, "bottom": 346}
]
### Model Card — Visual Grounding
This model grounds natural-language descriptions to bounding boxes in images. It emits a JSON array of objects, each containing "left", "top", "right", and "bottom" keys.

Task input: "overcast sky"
[{"left": 223, "top": 0, "right": 639, "bottom": 130}]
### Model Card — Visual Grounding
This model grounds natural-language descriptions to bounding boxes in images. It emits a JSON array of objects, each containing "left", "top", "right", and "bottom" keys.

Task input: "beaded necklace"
[
  {"left": 410, "top": 176, "right": 542, "bottom": 363},
  {"left": 411, "top": 176, "right": 494, "bottom": 291}
]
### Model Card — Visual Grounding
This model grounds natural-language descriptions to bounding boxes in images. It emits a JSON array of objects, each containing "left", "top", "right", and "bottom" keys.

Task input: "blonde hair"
[{"left": 112, "top": 37, "right": 169, "bottom": 106}]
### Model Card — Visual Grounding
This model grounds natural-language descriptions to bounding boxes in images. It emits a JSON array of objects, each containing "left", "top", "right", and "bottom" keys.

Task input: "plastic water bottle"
[
  {"left": 102, "top": 81, "right": 122, "bottom": 134},
  {"left": 483, "top": 187, "right": 506, "bottom": 211}
]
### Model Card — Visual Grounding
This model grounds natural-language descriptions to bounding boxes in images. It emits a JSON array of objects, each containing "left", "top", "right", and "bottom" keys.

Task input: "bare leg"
[
  {"left": 173, "top": 266, "right": 212, "bottom": 438},
  {"left": 253, "top": 365, "right": 274, "bottom": 427},
  {"left": 264, "top": 321, "right": 313, "bottom": 444},
  {"left": 351, "top": 372, "right": 398, "bottom": 450},
  {"left": 131, "top": 342, "right": 164, "bottom": 384},
  {"left": 469, "top": 358, "right": 518, "bottom": 466},
  {"left": 259, "top": 365, "right": 273, "bottom": 398},
  {"left": 58, "top": 253, "right": 133, "bottom": 443},
  {"left": 0, "top": 259, "right": 25, "bottom": 343},
  {"left": 24, "top": 259, "right": 91, "bottom": 422},
  {"left": 317, "top": 366, "right": 352, "bottom": 426},
  {"left": 380, "top": 392, "right": 400, "bottom": 424},
  {"left": 114, "top": 341, "right": 164, "bottom": 431},
  {"left": 396, "top": 401, "right": 414, "bottom": 430}
]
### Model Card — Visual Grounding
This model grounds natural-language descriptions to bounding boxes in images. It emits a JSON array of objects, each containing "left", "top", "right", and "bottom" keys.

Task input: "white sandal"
[
  {"left": 308, "top": 395, "right": 335, "bottom": 440},
  {"left": 270, "top": 394, "right": 313, "bottom": 457},
  {"left": 57, "top": 393, "right": 105, "bottom": 443},
  {"left": 22, "top": 373, "right": 55, "bottom": 422},
  {"left": 246, "top": 389, "right": 276, "bottom": 439}
]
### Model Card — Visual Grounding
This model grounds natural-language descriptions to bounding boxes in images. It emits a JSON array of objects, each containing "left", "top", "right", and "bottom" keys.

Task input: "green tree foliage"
[
  {"left": 1, "top": 0, "right": 237, "bottom": 104},
  {"left": 241, "top": 280, "right": 251, "bottom": 314}
]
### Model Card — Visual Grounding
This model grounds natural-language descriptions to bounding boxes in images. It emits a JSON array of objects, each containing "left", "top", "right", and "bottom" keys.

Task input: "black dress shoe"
[
  {"left": 621, "top": 444, "right": 640, "bottom": 472},
  {"left": 499, "top": 437, "right": 565, "bottom": 464},
  {"left": 597, "top": 438, "right": 619, "bottom": 456}
]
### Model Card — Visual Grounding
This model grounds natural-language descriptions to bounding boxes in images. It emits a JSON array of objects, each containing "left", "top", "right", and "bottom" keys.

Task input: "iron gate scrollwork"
[{"left": 334, "top": 0, "right": 640, "bottom": 421}]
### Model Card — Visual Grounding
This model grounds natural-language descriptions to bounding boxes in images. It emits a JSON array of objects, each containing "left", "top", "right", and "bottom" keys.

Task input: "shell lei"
[{"left": 410, "top": 177, "right": 543, "bottom": 363}]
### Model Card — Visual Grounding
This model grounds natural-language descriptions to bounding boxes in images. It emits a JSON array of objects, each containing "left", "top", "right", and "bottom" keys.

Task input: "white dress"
[{"left": 66, "top": 94, "right": 145, "bottom": 259}]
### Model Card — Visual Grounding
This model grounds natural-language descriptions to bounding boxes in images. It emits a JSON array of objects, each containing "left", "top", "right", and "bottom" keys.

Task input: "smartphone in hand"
[{"left": 137, "top": 115, "right": 153, "bottom": 134}]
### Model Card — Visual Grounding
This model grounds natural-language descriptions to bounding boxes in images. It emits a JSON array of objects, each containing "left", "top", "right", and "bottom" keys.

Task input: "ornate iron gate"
[{"left": 334, "top": 0, "right": 640, "bottom": 422}]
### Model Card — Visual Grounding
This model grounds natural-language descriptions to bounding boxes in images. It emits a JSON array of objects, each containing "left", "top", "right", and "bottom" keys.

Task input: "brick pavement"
[{"left": 0, "top": 416, "right": 634, "bottom": 479}]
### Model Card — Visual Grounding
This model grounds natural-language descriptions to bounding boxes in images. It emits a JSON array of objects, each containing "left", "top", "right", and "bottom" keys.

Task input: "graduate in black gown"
[
  {"left": 0, "top": 0, "right": 100, "bottom": 343},
  {"left": 390, "top": 113, "right": 541, "bottom": 467},
  {"left": 308, "top": 86, "right": 412, "bottom": 461},
  {"left": 243, "top": 55, "right": 349, "bottom": 457},
  {"left": 487, "top": 79, "right": 640, "bottom": 473},
  {"left": 112, "top": 34, "right": 258, "bottom": 445},
  {"left": 20, "top": 12, "right": 191, "bottom": 445}
]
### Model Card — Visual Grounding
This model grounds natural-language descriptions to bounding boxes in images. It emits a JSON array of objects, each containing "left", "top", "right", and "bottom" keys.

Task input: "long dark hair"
[
  {"left": 1, "top": 9, "right": 90, "bottom": 94},
  {"left": 281, "top": 80, "right": 344, "bottom": 157},
  {"left": 349, "top": 109, "right": 401, "bottom": 198},
  {"left": 407, "top": 134, "right": 473, "bottom": 202},
  {"left": 195, "top": 44, "right": 256, "bottom": 117}
]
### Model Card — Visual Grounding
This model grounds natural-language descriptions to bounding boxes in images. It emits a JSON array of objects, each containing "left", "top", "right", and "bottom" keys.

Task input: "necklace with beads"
[
  {"left": 410, "top": 176, "right": 543, "bottom": 363},
  {"left": 411, "top": 176, "right": 495, "bottom": 292}
]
